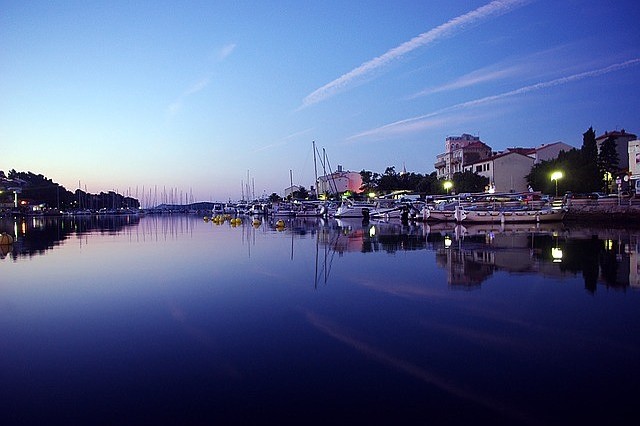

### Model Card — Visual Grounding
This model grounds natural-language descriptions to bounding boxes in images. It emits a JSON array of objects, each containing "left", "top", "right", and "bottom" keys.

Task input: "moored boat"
[
  {"left": 455, "top": 205, "right": 565, "bottom": 223},
  {"left": 334, "top": 200, "right": 376, "bottom": 218}
]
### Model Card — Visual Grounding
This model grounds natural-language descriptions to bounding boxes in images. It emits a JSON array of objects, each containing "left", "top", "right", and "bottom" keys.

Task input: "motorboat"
[{"left": 334, "top": 200, "right": 376, "bottom": 218}]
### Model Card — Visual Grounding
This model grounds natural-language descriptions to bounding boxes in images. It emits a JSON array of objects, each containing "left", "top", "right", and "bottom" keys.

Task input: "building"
[
  {"left": 464, "top": 151, "right": 534, "bottom": 193},
  {"left": 434, "top": 134, "right": 492, "bottom": 180},
  {"left": 499, "top": 141, "right": 573, "bottom": 164},
  {"left": 283, "top": 185, "right": 301, "bottom": 199},
  {"left": 527, "top": 141, "right": 574, "bottom": 163},
  {"left": 628, "top": 139, "right": 640, "bottom": 192},
  {"left": 434, "top": 133, "right": 574, "bottom": 193},
  {"left": 596, "top": 129, "right": 637, "bottom": 173},
  {"left": 317, "top": 165, "right": 363, "bottom": 196}
]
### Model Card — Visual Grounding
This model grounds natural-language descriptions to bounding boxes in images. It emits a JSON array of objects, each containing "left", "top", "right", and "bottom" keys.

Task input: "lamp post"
[
  {"left": 550, "top": 171, "right": 563, "bottom": 198},
  {"left": 443, "top": 180, "right": 453, "bottom": 195}
]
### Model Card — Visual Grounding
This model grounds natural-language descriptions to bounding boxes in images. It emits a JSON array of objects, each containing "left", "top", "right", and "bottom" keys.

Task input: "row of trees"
[
  {"left": 359, "top": 166, "right": 489, "bottom": 196},
  {"left": 1, "top": 170, "right": 140, "bottom": 211}
]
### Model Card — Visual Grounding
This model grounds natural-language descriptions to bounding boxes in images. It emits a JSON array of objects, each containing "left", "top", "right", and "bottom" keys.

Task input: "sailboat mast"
[{"left": 312, "top": 140, "right": 318, "bottom": 196}]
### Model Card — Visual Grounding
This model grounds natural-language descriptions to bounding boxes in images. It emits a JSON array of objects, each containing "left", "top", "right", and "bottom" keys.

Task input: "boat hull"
[
  {"left": 458, "top": 206, "right": 565, "bottom": 223},
  {"left": 423, "top": 205, "right": 565, "bottom": 223}
]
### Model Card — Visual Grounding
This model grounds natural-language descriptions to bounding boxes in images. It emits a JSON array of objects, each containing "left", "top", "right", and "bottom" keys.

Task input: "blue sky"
[{"left": 2, "top": 0, "right": 639, "bottom": 204}]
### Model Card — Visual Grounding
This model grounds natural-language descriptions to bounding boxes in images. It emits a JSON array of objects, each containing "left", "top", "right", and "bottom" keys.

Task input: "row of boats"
[
  {"left": 256, "top": 191, "right": 566, "bottom": 224},
  {"left": 48, "top": 191, "right": 565, "bottom": 225}
]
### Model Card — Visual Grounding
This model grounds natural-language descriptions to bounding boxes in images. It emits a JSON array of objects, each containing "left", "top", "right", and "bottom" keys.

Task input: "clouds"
[
  {"left": 167, "top": 43, "right": 237, "bottom": 117},
  {"left": 348, "top": 58, "right": 640, "bottom": 141},
  {"left": 301, "top": 0, "right": 531, "bottom": 109},
  {"left": 251, "top": 128, "right": 314, "bottom": 153},
  {"left": 217, "top": 43, "right": 236, "bottom": 61},
  {"left": 408, "top": 65, "right": 522, "bottom": 98},
  {"left": 167, "top": 76, "right": 211, "bottom": 116}
]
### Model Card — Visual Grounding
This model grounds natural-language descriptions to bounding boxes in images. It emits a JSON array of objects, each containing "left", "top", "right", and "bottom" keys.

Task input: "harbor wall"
[{"left": 565, "top": 198, "right": 640, "bottom": 223}]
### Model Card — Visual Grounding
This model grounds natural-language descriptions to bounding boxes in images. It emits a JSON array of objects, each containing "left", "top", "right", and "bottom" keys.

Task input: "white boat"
[
  {"left": 272, "top": 202, "right": 297, "bottom": 217},
  {"left": 293, "top": 201, "right": 327, "bottom": 217},
  {"left": 334, "top": 200, "right": 376, "bottom": 218},
  {"left": 235, "top": 203, "right": 249, "bottom": 215},
  {"left": 422, "top": 201, "right": 459, "bottom": 222},
  {"left": 454, "top": 205, "right": 565, "bottom": 223},
  {"left": 223, "top": 203, "right": 237, "bottom": 215},
  {"left": 423, "top": 207, "right": 458, "bottom": 222},
  {"left": 248, "top": 203, "right": 269, "bottom": 216},
  {"left": 370, "top": 199, "right": 404, "bottom": 219},
  {"left": 211, "top": 203, "right": 225, "bottom": 216},
  {"left": 370, "top": 199, "right": 422, "bottom": 221},
  {"left": 324, "top": 202, "right": 339, "bottom": 217}
]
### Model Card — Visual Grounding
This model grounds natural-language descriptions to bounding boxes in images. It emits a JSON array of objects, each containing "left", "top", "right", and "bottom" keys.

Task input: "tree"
[
  {"left": 598, "top": 136, "right": 619, "bottom": 192},
  {"left": 416, "top": 172, "right": 439, "bottom": 194},
  {"left": 451, "top": 170, "right": 489, "bottom": 194},
  {"left": 292, "top": 186, "right": 309, "bottom": 200},
  {"left": 582, "top": 127, "right": 598, "bottom": 163},
  {"left": 359, "top": 169, "right": 379, "bottom": 193},
  {"left": 581, "top": 126, "right": 602, "bottom": 191},
  {"left": 526, "top": 148, "right": 587, "bottom": 195},
  {"left": 268, "top": 193, "right": 282, "bottom": 203},
  {"left": 377, "top": 166, "right": 400, "bottom": 192}
]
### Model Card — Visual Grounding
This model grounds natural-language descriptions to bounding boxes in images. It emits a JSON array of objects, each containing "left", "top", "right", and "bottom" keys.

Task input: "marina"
[{"left": 2, "top": 2, "right": 639, "bottom": 424}]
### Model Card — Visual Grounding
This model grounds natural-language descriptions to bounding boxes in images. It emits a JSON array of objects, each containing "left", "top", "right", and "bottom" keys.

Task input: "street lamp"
[
  {"left": 443, "top": 180, "right": 453, "bottom": 195},
  {"left": 550, "top": 171, "right": 563, "bottom": 198}
]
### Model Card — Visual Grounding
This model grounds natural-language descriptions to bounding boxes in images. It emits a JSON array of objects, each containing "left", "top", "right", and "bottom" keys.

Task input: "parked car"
[{"left": 588, "top": 192, "right": 606, "bottom": 199}]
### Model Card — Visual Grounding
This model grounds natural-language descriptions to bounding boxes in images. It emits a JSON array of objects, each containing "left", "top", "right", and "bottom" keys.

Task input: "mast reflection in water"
[{"left": 1, "top": 215, "right": 639, "bottom": 425}]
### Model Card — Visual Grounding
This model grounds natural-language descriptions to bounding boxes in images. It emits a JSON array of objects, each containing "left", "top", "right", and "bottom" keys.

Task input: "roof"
[
  {"left": 463, "top": 141, "right": 491, "bottom": 149},
  {"left": 595, "top": 129, "right": 637, "bottom": 141},
  {"left": 505, "top": 147, "right": 535, "bottom": 155},
  {"left": 535, "top": 141, "right": 573, "bottom": 151},
  {"left": 464, "top": 150, "right": 534, "bottom": 166}
]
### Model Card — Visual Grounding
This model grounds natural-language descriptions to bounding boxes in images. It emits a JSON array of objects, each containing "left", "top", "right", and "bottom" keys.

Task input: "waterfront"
[{"left": 1, "top": 215, "right": 639, "bottom": 425}]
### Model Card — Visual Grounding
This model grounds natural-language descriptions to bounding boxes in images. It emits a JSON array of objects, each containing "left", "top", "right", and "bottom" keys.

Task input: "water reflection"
[
  {"left": 2, "top": 215, "right": 640, "bottom": 292},
  {"left": 0, "top": 215, "right": 141, "bottom": 260},
  {"left": 2, "top": 215, "right": 639, "bottom": 425},
  {"left": 433, "top": 223, "right": 640, "bottom": 292}
]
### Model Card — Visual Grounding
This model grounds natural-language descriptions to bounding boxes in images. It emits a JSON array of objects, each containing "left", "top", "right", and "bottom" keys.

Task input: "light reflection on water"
[{"left": 1, "top": 215, "right": 639, "bottom": 425}]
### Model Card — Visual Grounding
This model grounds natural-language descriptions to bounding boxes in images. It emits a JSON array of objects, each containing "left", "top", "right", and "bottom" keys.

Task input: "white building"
[
  {"left": 528, "top": 141, "right": 574, "bottom": 163},
  {"left": 596, "top": 129, "right": 637, "bottom": 172},
  {"left": 628, "top": 139, "right": 640, "bottom": 193},
  {"left": 464, "top": 151, "right": 535, "bottom": 193},
  {"left": 317, "top": 165, "right": 363, "bottom": 196},
  {"left": 284, "top": 185, "right": 301, "bottom": 198},
  {"left": 434, "top": 134, "right": 492, "bottom": 180}
]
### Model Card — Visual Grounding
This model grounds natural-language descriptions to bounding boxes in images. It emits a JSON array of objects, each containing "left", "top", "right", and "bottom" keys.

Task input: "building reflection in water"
[{"left": 430, "top": 222, "right": 640, "bottom": 293}]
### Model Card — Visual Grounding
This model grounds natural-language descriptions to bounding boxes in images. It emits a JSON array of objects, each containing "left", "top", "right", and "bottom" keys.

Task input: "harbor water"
[{"left": 1, "top": 215, "right": 639, "bottom": 425}]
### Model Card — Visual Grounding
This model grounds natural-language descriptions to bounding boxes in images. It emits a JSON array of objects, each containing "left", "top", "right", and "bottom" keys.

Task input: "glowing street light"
[
  {"left": 443, "top": 180, "right": 453, "bottom": 195},
  {"left": 551, "top": 247, "right": 563, "bottom": 262},
  {"left": 550, "top": 171, "right": 563, "bottom": 197}
]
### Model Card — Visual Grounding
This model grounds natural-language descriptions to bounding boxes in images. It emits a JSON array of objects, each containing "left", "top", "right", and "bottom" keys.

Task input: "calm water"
[{"left": 1, "top": 215, "right": 639, "bottom": 425}]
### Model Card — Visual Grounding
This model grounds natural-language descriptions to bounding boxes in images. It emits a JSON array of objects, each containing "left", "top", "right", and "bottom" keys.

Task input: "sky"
[{"left": 1, "top": 0, "right": 639, "bottom": 204}]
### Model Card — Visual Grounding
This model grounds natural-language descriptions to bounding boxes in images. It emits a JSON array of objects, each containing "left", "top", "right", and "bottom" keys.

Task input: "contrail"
[
  {"left": 301, "top": 0, "right": 531, "bottom": 108},
  {"left": 348, "top": 58, "right": 640, "bottom": 140}
]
